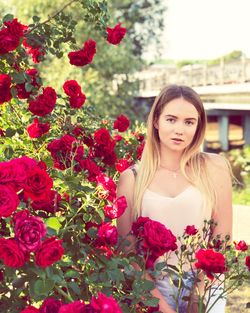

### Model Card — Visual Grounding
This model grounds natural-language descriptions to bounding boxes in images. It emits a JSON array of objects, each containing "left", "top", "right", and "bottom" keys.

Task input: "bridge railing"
[{"left": 135, "top": 56, "right": 250, "bottom": 94}]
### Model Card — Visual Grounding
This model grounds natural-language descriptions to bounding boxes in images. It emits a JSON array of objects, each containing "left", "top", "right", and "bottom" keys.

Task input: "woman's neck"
[{"left": 159, "top": 147, "right": 183, "bottom": 169}]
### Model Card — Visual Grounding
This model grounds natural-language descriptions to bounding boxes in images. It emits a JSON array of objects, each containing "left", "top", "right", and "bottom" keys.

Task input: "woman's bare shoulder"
[{"left": 201, "top": 152, "right": 230, "bottom": 172}]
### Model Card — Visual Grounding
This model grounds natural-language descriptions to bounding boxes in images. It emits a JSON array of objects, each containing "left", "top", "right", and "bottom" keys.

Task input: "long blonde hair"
[{"left": 133, "top": 85, "right": 216, "bottom": 219}]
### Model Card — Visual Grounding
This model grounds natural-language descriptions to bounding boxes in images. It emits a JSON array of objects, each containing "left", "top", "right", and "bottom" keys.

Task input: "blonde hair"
[{"left": 133, "top": 85, "right": 217, "bottom": 219}]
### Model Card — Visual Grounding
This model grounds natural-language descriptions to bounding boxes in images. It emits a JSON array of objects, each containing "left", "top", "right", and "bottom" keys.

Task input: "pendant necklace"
[{"left": 160, "top": 165, "right": 180, "bottom": 179}]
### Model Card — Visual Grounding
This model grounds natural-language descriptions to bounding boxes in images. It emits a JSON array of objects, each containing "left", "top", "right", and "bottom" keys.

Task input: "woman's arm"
[
  {"left": 207, "top": 153, "right": 233, "bottom": 239},
  {"left": 116, "top": 169, "right": 177, "bottom": 313}
]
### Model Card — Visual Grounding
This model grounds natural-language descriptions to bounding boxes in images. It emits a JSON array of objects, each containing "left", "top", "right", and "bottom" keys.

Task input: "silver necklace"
[{"left": 160, "top": 165, "right": 180, "bottom": 179}]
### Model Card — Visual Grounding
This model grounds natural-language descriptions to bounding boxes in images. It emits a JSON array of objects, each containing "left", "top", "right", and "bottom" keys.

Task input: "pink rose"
[{"left": 13, "top": 210, "right": 47, "bottom": 252}]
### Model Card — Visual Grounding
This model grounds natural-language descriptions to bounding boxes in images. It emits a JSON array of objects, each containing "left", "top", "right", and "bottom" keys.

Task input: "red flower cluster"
[
  {"left": 195, "top": 248, "right": 227, "bottom": 280},
  {"left": 27, "top": 118, "right": 50, "bottom": 138},
  {"left": 106, "top": 23, "right": 127, "bottom": 45},
  {"left": 92, "top": 128, "right": 117, "bottom": 166},
  {"left": 97, "top": 222, "right": 118, "bottom": 246},
  {"left": 0, "top": 18, "right": 27, "bottom": 54},
  {"left": 23, "top": 37, "right": 45, "bottom": 63},
  {"left": 0, "top": 74, "right": 12, "bottom": 105},
  {"left": 132, "top": 217, "right": 177, "bottom": 269},
  {"left": 47, "top": 134, "right": 84, "bottom": 170},
  {"left": 113, "top": 114, "right": 130, "bottom": 132},
  {"left": 20, "top": 292, "right": 122, "bottom": 313},
  {"left": 28, "top": 87, "right": 57, "bottom": 116},
  {"left": 63, "top": 80, "right": 86, "bottom": 109},
  {"left": 68, "top": 39, "right": 96, "bottom": 67},
  {"left": 115, "top": 158, "right": 131, "bottom": 173}
]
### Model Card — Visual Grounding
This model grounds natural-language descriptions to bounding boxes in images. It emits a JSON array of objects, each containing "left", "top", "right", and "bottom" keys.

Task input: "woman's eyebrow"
[{"left": 164, "top": 114, "right": 197, "bottom": 121}]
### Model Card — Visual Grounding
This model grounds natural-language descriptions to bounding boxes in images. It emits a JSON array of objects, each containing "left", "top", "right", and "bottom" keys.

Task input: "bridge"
[{"left": 132, "top": 56, "right": 250, "bottom": 151}]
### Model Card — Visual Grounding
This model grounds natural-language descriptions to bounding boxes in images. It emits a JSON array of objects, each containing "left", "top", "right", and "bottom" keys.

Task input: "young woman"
[{"left": 117, "top": 85, "right": 232, "bottom": 313}]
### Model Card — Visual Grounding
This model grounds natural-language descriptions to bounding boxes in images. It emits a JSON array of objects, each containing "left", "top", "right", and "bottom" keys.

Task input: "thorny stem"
[{"left": 28, "top": 0, "right": 78, "bottom": 33}]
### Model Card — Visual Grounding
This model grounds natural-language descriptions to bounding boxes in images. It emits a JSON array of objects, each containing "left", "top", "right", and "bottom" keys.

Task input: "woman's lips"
[{"left": 171, "top": 138, "right": 184, "bottom": 144}]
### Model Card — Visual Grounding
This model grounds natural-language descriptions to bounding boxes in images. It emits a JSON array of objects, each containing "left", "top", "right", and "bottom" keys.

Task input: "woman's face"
[{"left": 155, "top": 97, "right": 199, "bottom": 152}]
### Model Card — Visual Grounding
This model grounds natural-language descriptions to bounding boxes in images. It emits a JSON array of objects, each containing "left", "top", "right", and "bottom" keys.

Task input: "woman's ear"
[{"left": 154, "top": 119, "right": 158, "bottom": 129}]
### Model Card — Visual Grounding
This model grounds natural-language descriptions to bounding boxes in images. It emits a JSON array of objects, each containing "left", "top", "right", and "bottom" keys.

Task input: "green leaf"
[
  {"left": 3, "top": 14, "right": 14, "bottom": 23},
  {"left": 34, "top": 279, "right": 55, "bottom": 295},
  {"left": 25, "top": 82, "right": 33, "bottom": 92},
  {"left": 68, "top": 281, "right": 81, "bottom": 295},
  {"left": 65, "top": 270, "right": 80, "bottom": 278},
  {"left": 46, "top": 217, "right": 62, "bottom": 233},
  {"left": 5, "top": 128, "right": 16, "bottom": 137},
  {"left": 32, "top": 16, "right": 40, "bottom": 23}
]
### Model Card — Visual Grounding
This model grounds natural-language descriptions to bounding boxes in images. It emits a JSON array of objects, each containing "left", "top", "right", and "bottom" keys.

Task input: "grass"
[{"left": 226, "top": 284, "right": 250, "bottom": 312}]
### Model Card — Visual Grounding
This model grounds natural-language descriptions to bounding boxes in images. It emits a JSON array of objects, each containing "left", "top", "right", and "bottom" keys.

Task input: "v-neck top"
[{"left": 141, "top": 185, "right": 212, "bottom": 267}]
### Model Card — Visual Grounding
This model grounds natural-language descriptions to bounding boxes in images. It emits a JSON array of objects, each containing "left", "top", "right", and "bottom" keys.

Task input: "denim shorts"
[
  {"left": 155, "top": 271, "right": 195, "bottom": 313},
  {"left": 155, "top": 271, "right": 226, "bottom": 313}
]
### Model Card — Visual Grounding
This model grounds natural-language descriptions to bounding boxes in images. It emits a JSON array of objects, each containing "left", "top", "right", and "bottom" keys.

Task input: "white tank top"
[{"left": 141, "top": 185, "right": 212, "bottom": 267}]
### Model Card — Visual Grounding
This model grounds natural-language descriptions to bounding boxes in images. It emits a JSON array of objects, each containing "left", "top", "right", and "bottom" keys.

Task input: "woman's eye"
[
  {"left": 166, "top": 118, "right": 175, "bottom": 123},
  {"left": 185, "top": 120, "right": 194, "bottom": 126}
]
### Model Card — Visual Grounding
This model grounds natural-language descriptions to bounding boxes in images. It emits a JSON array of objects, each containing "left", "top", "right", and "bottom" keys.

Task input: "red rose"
[
  {"left": 0, "top": 238, "right": 26, "bottom": 268},
  {"left": 0, "top": 157, "right": 36, "bottom": 192},
  {"left": 28, "top": 87, "right": 57, "bottom": 116},
  {"left": 113, "top": 134, "right": 123, "bottom": 141},
  {"left": 96, "top": 174, "right": 116, "bottom": 201},
  {"left": 0, "top": 28, "right": 20, "bottom": 54},
  {"left": 104, "top": 196, "right": 127, "bottom": 219},
  {"left": 31, "top": 190, "right": 62, "bottom": 214},
  {"left": 69, "top": 92, "right": 86, "bottom": 109},
  {"left": 91, "top": 292, "right": 122, "bottom": 313},
  {"left": 27, "top": 118, "right": 50, "bottom": 138},
  {"left": 79, "top": 158, "right": 101, "bottom": 182},
  {"left": 0, "top": 185, "right": 19, "bottom": 218},
  {"left": 0, "top": 128, "right": 4, "bottom": 136},
  {"left": 40, "top": 297, "right": 63, "bottom": 313},
  {"left": 184, "top": 225, "right": 198, "bottom": 236},
  {"left": 63, "top": 80, "right": 81, "bottom": 97},
  {"left": 195, "top": 249, "right": 227, "bottom": 280},
  {"left": 13, "top": 210, "right": 47, "bottom": 252},
  {"left": 106, "top": 23, "right": 126, "bottom": 45},
  {"left": 137, "top": 141, "right": 145, "bottom": 160},
  {"left": 113, "top": 114, "right": 130, "bottom": 132},
  {"left": 47, "top": 134, "right": 84, "bottom": 170},
  {"left": 4, "top": 18, "right": 28, "bottom": 38},
  {"left": 94, "top": 128, "right": 111, "bottom": 145},
  {"left": 68, "top": 39, "right": 96, "bottom": 66},
  {"left": 35, "top": 236, "right": 64, "bottom": 268},
  {"left": 0, "top": 74, "right": 12, "bottom": 104},
  {"left": 23, "top": 167, "right": 53, "bottom": 201},
  {"left": 143, "top": 220, "right": 177, "bottom": 255},
  {"left": 23, "top": 38, "right": 45, "bottom": 63},
  {"left": 246, "top": 256, "right": 250, "bottom": 271},
  {"left": 0, "top": 18, "right": 27, "bottom": 54},
  {"left": 115, "top": 158, "right": 130, "bottom": 173},
  {"left": 234, "top": 240, "right": 248, "bottom": 251},
  {"left": 58, "top": 301, "right": 85, "bottom": 313},
  {"left": 20, "top": 306, "right": 40, "bottom": 313},
  {"left": 132, "top": 216, "right": 151, "bottom": 237},
  {"left": 97, "top": 222, "right": 118, "bottom": 246}
]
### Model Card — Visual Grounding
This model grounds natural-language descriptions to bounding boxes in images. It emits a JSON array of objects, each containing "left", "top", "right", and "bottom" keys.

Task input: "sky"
[{"left": 160, "top": 0, "right": 250, "bottom": 61}]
